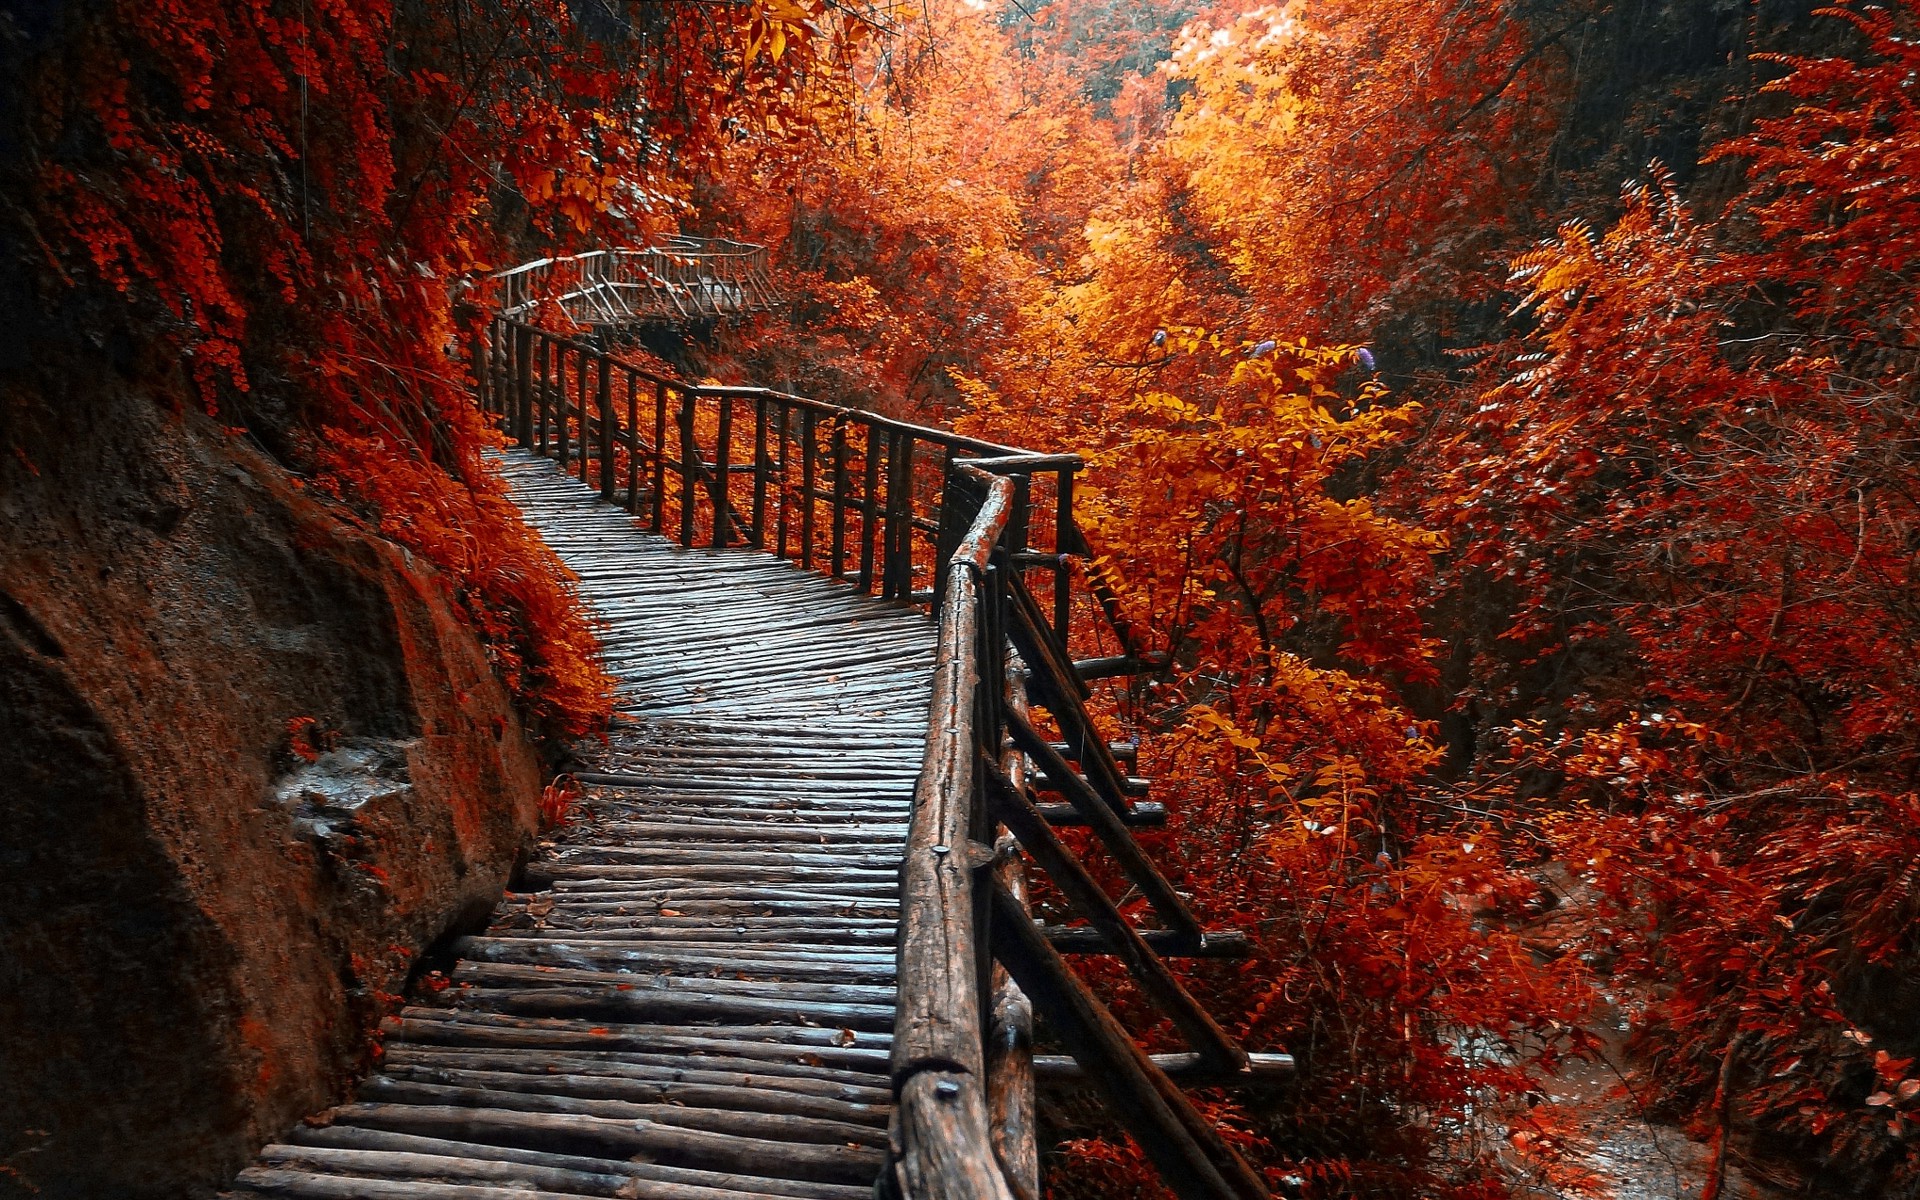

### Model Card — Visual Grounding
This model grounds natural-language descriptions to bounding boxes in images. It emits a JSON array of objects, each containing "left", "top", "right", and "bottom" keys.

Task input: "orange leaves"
[
  {"left": 16, "top": 0, "right": 805, "bottom": 740},
  {"left": 1160, "top": 0, "right": 1559, "bottom": 337},
  {"left": 1073, "top": 337, "right": 1443, "bottom": 694}
]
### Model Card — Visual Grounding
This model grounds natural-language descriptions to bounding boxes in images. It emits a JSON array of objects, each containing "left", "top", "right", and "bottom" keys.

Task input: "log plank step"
[{"left": 278, "top": 1127, "right": 871, "bottom": 1198}]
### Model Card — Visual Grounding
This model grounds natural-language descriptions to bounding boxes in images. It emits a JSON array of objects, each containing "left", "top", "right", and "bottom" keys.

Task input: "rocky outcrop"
[{"left": 0, "top": 370, "right": 544, "bottom": 1199}]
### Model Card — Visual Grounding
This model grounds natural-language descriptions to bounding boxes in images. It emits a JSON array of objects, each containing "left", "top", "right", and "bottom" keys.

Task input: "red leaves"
[
  {"left": 285, "top": 715, "right": 334, "bottom": 763},
  {"left": 538, "top": 775, "right": 582, "bottom": 830}
]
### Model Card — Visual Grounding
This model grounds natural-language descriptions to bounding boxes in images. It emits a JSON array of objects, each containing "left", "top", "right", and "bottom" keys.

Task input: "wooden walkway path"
[{"left": 230, "top": 451, "right": 935, "bottom": 1200}]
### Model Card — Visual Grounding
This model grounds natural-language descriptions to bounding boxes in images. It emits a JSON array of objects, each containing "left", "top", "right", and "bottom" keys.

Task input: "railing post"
[
  {"left": 626, "top": 369, "right": 641, "bottom": 514},
  {"left": 885, "top": 433, "right": 913, "bottom": 600},
  {"left": 652, "top": 380, "right": 668, "bottom": 533},
  {"left": 598, "top": 355, "right": 615, "bottom": 502},
  {"left": 799, "top": 409, "right": 817, "bottom": 571},
  {"left": 577, "top": 352, "right": 591, "bottom": 485},
  {"left": 470, "top": 329, "right": 488, "bottom": 418},
  {"left": 555, "top": 343, "right": 570, "bottom": 469},
  {"left": 774, "top": 404, "right": 791, "bottom": 559},
  {"left": 831, "top": 420, "right": 850, "bottom": 580},
  {"left": 678, "top": 385, "right": 698, "bottom": 548},
  {"left": 535, "top": 334, "right": 551, "bottom": 456},
  {"left": 935, "top": 461, "right": 988, "bottom": 614},
  {"left": 513, "top": 325, "right": 533, "bottom": 449},
  {"left": 712, "top": 391, "right": 733, "bottom": 548},
  {"left": 1054, "top": 467, "right": 1076, "bottom": 644},
  {"left": 751, "top": 397, "right": 769, "bottom": 549},
  {"left": 859, "top": 424, "right": 882, "bottom": 592}
]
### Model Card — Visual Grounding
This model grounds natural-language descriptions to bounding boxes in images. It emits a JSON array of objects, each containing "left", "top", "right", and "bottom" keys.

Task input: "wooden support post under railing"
[
  {"left": 514, "top": 325, "right": 533, "bottom": 448},
  {"left": 597, "top": 355, "right": 614, "bottom": 502},
  {"left": 536, "top": 335, "right": 551, "bottom": 455},
  {"left": 831, "top": 421, "right": 850, "bottom": 580},
  {"left": 678, "top": 386, "right": 697, "bottom": 548},
  {"left": 987, "top": 881, "right": 1269, "bottom": 1200},
  {"left": 498, "top": 326, "right": 511, "bottom": 421},
  {"left": 712, "top": 390, "right": 733, "bottom": 548},
  {"left": 799, "top": 409, "right": 818, "bottom": 571},
  {"left": 988, "top": 668, "right": 1039, "bottom": 1200},
  {"left": 555, "top": 342, "right": 569, "bottom": 468},
  {"left": 471, "top": 332, "right": 488, "bottom": 419},
  {"left": 774, "top": 404, "right": 791, "bottom": 559},
  {"left": 886, "top": 433, "right": 913, "bottom": 600},
  {"left": 573, "top": 347, "right": 585, "bottom": 480},
  {"left": 651, "top": 380, "right": 668, "bottom": 532},
  {"left": 860, "top": 425, "right": 882, "bottom": 592},
  {"left": 500, "top": 322, "right": 513, "bottom": 424},
  {"left": 751, "top": 397, "right": 769, "bottom": 549},
  {"left": 1053, "top": 468, "right": 1075, "bottom": 643},
  {"left": 577, "top": 351, "right": 591, "bottom": 485},
  {"left": 625, "top": 369, "right": 641, "bottom": 514}
]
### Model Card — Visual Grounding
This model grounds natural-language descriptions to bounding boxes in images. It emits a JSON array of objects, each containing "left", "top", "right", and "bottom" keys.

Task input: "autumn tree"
[
  {"left": 695, "top": 0, "right": 1122, "bottom": 411},
  {"left": 1413, "top": 2, "right": 1920, "bottom": 1187},
  {"left": 5, "top": 0, "right": 870, "bottom": 735}
]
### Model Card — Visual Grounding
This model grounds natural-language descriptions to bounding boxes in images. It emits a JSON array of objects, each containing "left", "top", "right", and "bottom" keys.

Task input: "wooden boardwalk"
[{"left": 230, "top": 451, "right": 936, "bottom": 1200}]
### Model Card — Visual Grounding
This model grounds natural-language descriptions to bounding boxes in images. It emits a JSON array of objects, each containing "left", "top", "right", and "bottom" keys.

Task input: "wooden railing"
[
  {"left": 476, "top": 317, "right": 1078, "bottom": 617},
  {"left": 893, "top": 462, "right": 1290, "bottom": 1200},
  {"left": 490, "top": 239, "right": 776, "bottom": 329},
  {"left": 474, "top": 313, "right": 1291, "bottom": 1200}
]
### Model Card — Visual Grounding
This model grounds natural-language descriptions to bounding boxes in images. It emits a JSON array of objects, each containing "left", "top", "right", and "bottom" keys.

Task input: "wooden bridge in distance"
[
  {"left": 490, "top": 240, "right": 778, "bottom": 332},
  {"left": 227, "top": 292, "right": 1289, "bottom": 1200}
]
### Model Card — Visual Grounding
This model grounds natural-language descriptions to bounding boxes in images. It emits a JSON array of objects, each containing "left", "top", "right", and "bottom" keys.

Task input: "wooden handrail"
[
  {"left": 472, "top": 312, "right": 1277, "bottom": 1200},
  {"left": 479, "top": 317, "right": 1084, "bottom": 614},
  {"left": 485, "top": 242, "right": 778, "bottom": 327},
  {"left": 886, "top": 460, "right": 1271, "bottom": 1200}
]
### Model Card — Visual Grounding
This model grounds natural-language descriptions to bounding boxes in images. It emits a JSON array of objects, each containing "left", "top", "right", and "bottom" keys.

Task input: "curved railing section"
[
  {"left": 490, "top": 238, "right": 776, "bottom": 329},
  {"left": 473, "top": 313, "right": 1291, "bottom": 1200}
]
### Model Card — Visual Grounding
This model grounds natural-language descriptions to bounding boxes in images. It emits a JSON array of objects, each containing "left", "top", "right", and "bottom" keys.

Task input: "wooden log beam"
[
  {"left": 1003, "top": 709, "right": 1202, "bottom": 942},
  {"left": 1071, "top": 653, "right": 1170, "bottom": 682},
  {"left": 1035, "top": 801, "right": 1165, "bottom": 828},
  {"left": 986, "top": 882, "right": 1269, "bottom": 1200},
  {"left": 279, "top": 1125, "right": 872, "bottom": 1200},
  {"left": 350, "top": 1079, "right": 887, "bottom": 1149},
  {"left": 883, "top": 1070, "right": 1015, "bottom": 1200},
  {"left": 321, "top": 1103, "right": 884, "bottom": 1186},
  {"left": 1043, "top": 926, "right": 1250, "bottom": 958},
  {"left": 892, "top": 559, "right": 990, "bottom": 1085},
  {"left": 1042, "top": 740, "right": 1139, "bottom": 766},
  {"left": 987, "top": 766, "right": 1245, "bottom": 1075},
  {"left": 1033, "top": 1052, "right": 1295, "bottom": 1085}
]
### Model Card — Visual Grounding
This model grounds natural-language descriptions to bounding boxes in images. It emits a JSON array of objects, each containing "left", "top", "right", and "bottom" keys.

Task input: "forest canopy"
[{"left": 6, "top": 0, "right": 1920, "bottom": 1194}]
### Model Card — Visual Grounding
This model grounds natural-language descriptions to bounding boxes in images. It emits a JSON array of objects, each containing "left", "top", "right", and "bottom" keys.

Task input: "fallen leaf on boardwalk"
[{"left": 833, "top": 1028, "right": 858, "bottom": 1046}]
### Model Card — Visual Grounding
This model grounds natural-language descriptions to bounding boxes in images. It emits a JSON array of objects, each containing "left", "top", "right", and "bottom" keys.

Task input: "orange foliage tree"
[
  {"left": 1156, "top": 0, "right": 1565, "bottom": 345},
  {"left": 8, "top": 0, "right": 868, "bottom": 737},
  {"left": 701, "top": 0, "right": 1121, "bottom": 411},
  {"left": 1413, "top": 1, "right": 1920, "bottom": 1187}
]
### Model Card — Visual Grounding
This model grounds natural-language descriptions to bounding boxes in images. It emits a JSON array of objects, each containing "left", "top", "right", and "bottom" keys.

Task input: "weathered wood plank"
[{"left": 281, "top": 1126, "right": 872, "bottom": 1200}]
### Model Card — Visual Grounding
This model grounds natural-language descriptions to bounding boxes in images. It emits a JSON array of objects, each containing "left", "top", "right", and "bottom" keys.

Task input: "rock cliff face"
[{"left": 0, "top": 368, "right": 544, "bottom": 1199}]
